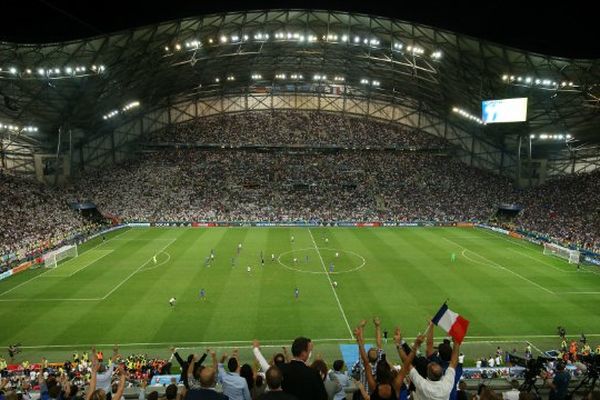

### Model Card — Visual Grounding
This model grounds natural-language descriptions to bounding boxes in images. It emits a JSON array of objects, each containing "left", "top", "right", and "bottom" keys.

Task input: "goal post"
[
  {"left": 543, "top": 242, "right": 580, "bottom": 264},
  {"left": 43, "top": 244, "right": 78, "bottom": 268}
]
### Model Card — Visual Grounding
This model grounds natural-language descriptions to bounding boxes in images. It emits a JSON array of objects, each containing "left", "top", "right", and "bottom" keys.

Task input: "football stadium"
[{"left": 0, "top": 5, "right": 599, "bottom": 400}]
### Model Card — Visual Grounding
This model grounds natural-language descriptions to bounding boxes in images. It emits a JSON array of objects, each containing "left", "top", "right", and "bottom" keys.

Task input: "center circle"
[{"left": 277, "top": 247, "right": 366, "bottom": 274}]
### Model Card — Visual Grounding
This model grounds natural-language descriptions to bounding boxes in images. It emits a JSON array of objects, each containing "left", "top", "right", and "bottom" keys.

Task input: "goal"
[
  {"left": 543, "top": 242, "right": 580, "bottom": 264},
  {"left": 43, "top": 244, "right": 78, "bottom": 268}
]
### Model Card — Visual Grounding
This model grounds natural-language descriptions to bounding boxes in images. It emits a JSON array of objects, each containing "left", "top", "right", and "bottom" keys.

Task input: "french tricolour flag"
[{"left": 431, "top": 303, "right": 469, "bottom": 344}]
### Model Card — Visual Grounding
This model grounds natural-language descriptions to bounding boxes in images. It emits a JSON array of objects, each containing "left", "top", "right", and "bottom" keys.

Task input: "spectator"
[
  {"left": 329, "top": 360, "right": 351, "bottom": 400},
  {"left": 256, "top": 367, "right": 297, "bottom": 400},
  {"left": 353, "top": 318, "right": 384, "bottom": 396},
  {"left": 251, "top": 375, "right": 266, "bottom": 400},
  {"left": 171, "top": 347, "right": 207, "bottom": 389},
  {"left": 279, "top": 337, "right": 327, "bottom": 400},
  {"left": 217, "top": 351, "right": 251, "bottom": 400},
  {"left": 185, "top": 365, "right": 228, "bottom": 400},
  {"left": 310, "top": 360, "right": 341, "bottom": 400},
  {"left": 237, "top": 364, "right": 255, "bottom": 399},
  {"left": 84, "top": 360, "right": 126, "bottom": 400},
  {"left": 402, "top": 326, "right": 461, "bottom": 400},
  {"left": 502, "top": 380, "right": 520, "bottom": 400},
  {"left": 543, "top": 362, "right": 570, "bottom": 400},
  {"left": 355, "top": 325, "right": 409, "bottom": 400}
]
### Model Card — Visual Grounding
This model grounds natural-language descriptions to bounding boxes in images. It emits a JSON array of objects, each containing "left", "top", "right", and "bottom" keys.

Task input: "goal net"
[
  {"left": 543, "top": 242, "right": 580, "bottom": 264},
  {"left": 43, "top": 244, "right": 78, "bottom": 268}
]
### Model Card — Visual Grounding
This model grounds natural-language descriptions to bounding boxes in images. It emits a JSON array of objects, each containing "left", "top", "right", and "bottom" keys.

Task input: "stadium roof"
[{"left": 0, "top": 7, "right": 599, "bottom": 174}]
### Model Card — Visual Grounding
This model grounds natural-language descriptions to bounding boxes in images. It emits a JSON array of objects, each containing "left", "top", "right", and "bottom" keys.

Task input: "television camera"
[
  {"left": 567, "top": 353, "right": 599, "bottom": 399},
  {"left": 509, "top": 353, "right": 553, "bottom": 397}
]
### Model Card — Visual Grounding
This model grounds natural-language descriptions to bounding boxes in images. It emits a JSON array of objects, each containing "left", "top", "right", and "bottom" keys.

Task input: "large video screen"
[{"left": 482, "top": 98, "right": 528, "bottom": 123}]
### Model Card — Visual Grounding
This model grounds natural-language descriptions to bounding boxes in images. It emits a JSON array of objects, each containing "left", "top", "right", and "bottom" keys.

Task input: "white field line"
[
  {"left": 459, "top": 249, "right": 502, "bottom": 270},
  {"left": 138, "top": 252, "right": 172, "bottom": 273},
  {"left": 110, "top": 238, "right": 177, "bottom": 241},
  {"left": 308, "top": 228, "right": 354, "bottom": 339},
  {"left": 0, "top": 229, "right": 131, "bottom": 297},
  {"left": 477, "top": 229, "right": 600, "bottom": 277},
  {"left": 477, "top": 228, "right": 537, "bottom": 252},
  {"left": 0, "top": 271, "right": 53, "bottom": 297},
  {"left": 442, "top": 237, "right": 555, "bottom": 295},
  {"left": 527, "top": 341, "right": 545, "bottom": 355},
  {"left": 100, "top": 238, "right": 177, "bottom": 300},
  {"left": 46, "top": 250, "right": 114, "bottom": 278},
  {"left": 0, "top": 298, "right": 102, "bottom": 302},
  {"left": 507, "top": 248, "right": 600, "bottom": 277},
  {"left": 561, "top": 292, "right": 600, "bottom": 295},
  {"left": 505, "top": 248, "right": 577, "bottom": 273},
  {"left": 10, "top": 334, "right": 600, "bottom": 350}
]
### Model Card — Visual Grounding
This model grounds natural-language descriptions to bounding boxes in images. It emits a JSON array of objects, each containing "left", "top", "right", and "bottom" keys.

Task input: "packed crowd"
[
  {"left": 2, "top": 319, "right": 597, "bottom": 400},
  {"left": 68, "top": 149, "right": 514, "bottom": 224},
  {"left": 0, "top": 171, "right": 101, "bottom": 267},
  {"left": 0, "top": 112, "right": 599, "bottom": 264},
  {"left": 0, "top": 346, "right": 170, "bottom": 400},
  {"left": 151, "top": 111, "right": 447, "bottom": 149},
  {"left": 515, "top": 169, "right": 600, "bottom": 253}
]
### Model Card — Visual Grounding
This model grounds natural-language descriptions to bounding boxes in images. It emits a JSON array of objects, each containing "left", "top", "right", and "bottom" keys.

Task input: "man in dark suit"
[
  {"left": 257, "top": 367, "right": 297, "bottom": 400},
  {"left": 279, "top": 337, "right": 327, "bottom": 400},
  {"left": 171, "top": 347, "right": 207, "bottom": 389},
  {"left": 185, "top": 367, "right": 229, "bottom": 400}
]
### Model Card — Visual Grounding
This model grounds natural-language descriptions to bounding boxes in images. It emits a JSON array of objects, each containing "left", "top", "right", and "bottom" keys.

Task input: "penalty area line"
[
  {"left": 442, "top": 237, "right": 555, "bottom": 295},
  {"left": 100, "top": 238, "right": 177, "bottom": 300}
]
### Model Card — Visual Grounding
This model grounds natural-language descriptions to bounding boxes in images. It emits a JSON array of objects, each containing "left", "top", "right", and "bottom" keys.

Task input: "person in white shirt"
[
  {"left": 502, "top": 379, "right": 520, "bottom": 400},
  {"left": 405, "top": 333, "right": 461, "bottom": 400},
  {"left": 488, "top": 356, "right": 495, "bottom": 368},
  {"left": 92, "top": 345, "right": 119, "bottom": 393}
]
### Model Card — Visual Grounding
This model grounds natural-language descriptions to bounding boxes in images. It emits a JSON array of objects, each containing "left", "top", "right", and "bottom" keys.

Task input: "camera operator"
[{"left": 542, "top": 361, "right": 570, "bottom": 400}]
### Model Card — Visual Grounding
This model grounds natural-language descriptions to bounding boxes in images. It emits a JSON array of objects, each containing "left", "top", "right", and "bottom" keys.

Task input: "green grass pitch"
[{"left": 1, "top": 227, "right": 599, "bottom": 364}]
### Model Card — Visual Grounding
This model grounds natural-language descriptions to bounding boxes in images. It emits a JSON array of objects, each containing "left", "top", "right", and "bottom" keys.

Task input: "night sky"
[{"left": 1, "top": 0, "right": 598, "bottom": 59}]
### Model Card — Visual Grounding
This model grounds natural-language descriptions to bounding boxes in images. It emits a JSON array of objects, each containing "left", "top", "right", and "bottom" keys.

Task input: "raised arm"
[
  {"left": 394, "top": 327, "right": 408, "bottom": 363},
  {"left": 449, "top": 339, "right": 461, "bottom": 369},
  {"left": 85, "top": 359, "right": 100, "bottom": 400},
  {"left": 187, "top": 354, "right": 197, "bottom": 378},
  {"left": 138, "top": 377, "right": 147, "bottom": 400},
  {"left": 91, "top": 346, "right": 97, "bottom": 363},
  {"left": 111, "top": 344, "right": 120, "bottom": 364},
  {"left": 374, "top": 317, "right": 382, "bottom": 350},
  {"left": 171, "top": 347, "right": 185, "bottom": 367},
  {"left": 210, "top": 349, "right": 217, "bottom": 371},
  {"left": 402, "top": 334, "right": 425, "bottom": 372},
  {"left": 38, "top": 358, "right": 46, "bottom": 387},
  {"left": 195, "top": 352, "right": 208, "bottom": 367},
  {"left": 356, "top": 381, "right": 370, "bottom": 400},
  {"left": 112, "top": 365, "right": 127, "bottom": 400},
  {"left": 355, "top": 326, "right": 377, "bottom": 392},
  {"left": 59, "top": 373, "right": 71, "bottom": 398},
  {"left": 426, "top": 321, "right": 435, "bottom": 357},
  {"left": 282, "top": 346, "right": 291, "bottom": 363},
  {"left": 252, "top": 340, "right": 270, "bottom": 372}
]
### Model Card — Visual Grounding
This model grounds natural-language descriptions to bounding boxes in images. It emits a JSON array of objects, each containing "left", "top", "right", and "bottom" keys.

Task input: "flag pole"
[{"left": 425, "top": 299, "right": 449, "bottom": 337}]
